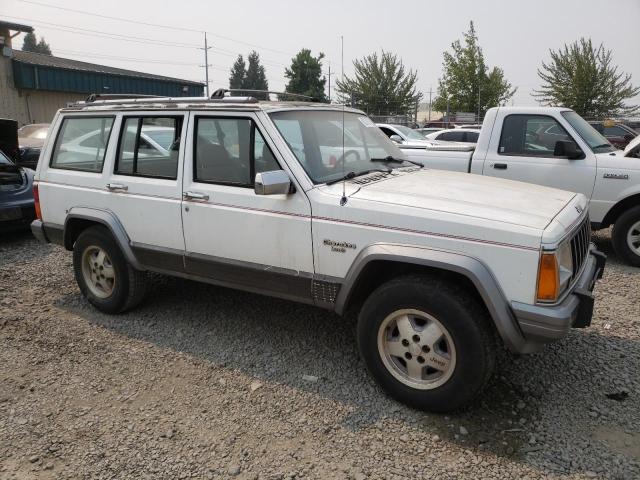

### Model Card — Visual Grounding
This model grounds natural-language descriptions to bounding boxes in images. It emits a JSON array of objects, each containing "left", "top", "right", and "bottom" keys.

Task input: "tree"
[
  {"left": 433, "top": 22, "right": 515, "bottom": 119},
  {"left": 22, "top": 31, "right": 52, "bottom": 55},
  {"left": 283, "top": 49, "right": 327, "bottom": 102},
  {"left": 335, "top": 51, "right": 422, "bottom": 116},
  {"left": 229, "top": 55, "right": 246, "bottom": 96},
  {"left": 534, "top": 38, "right": 639, "bottom": 118},
  {"left": 243, "top": 51, "right": 269, "bottom": 100}
]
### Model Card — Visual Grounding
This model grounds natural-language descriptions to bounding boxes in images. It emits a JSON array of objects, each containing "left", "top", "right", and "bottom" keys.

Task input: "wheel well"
[
  {"left": 343, "top": 260, "right": 486, "bottom": 315},
  {"left": 63, "top": 218, "right": 108, "bottom": 250},
  {"left": 600, "top": 194, "right": 640, "bottom": 229}
]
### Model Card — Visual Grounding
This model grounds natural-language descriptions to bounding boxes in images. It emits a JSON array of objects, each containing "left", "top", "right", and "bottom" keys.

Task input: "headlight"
[{"left": 536, "top": 241, "right": 573, "bottom": 303}]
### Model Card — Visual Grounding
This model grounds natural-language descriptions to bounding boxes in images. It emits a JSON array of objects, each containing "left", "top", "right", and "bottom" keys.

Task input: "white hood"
[{"left": 348, "top": 169, "right": 576, "bottom": 230}]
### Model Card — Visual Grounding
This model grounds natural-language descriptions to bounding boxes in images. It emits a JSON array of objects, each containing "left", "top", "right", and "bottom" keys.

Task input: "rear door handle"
[
  {"left": 493, "top": 163, "right": 508, "bottom": 170},
  {"left": 106, "top": 183, "right": 128, "bottom": 191},
  {"left": 183, "top": 191, "right": 209, "bottom": 201}
]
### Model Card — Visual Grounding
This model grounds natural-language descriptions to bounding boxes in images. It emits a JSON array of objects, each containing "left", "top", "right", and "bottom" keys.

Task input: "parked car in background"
[
  {"left": 0, "top": 148, "right": 35, "bottom": 232},
  {"left": 425, "top": 128, "right": 480, "bottom": 143},
  {"left": 400, "top": 106, "right": 640, "bottom": 266},
  {"left": 589, "top": 121, "right": 637, "bottom": 149},
  {"left": 454, "top": 124, "right": 482, "bottom": 130},
  {"left": 18, "top": 123, "right": 50, "bottom": 170},
  {"left": 377, "top": 123, "right": 440, "bottom": 147},
  {"left": 414, "top": 127, "right": 443, "bottom": 137}
]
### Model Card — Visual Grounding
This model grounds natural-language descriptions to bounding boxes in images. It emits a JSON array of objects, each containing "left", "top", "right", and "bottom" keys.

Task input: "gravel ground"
[{"left": 0, "top": 229, "right": 638, "bottom": 480}]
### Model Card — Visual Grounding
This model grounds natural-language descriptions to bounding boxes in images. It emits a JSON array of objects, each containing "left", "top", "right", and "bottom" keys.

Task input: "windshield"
[
  {"left": 561, "top": 111, "right": 615, "bottom": 153},
  {"left": 269, "top": 110, "right": 408, "bottom": 184},
  {"left": 394, "top": 125, "right": 428, "bottom": 141},
  {"left": 18, "top": 124, "right": 49, "bottom": 139}
]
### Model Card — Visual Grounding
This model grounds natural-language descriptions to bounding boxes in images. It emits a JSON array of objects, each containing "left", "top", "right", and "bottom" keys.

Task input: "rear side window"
[
  {"left": 115, "top": 116, "right": 182, "bottom": 179},
  {"left": 465, "top": 131, "right": 479, "bottom": 143},
  {"left": 50, "top": 117, "right": 114, "bottom": 172}
]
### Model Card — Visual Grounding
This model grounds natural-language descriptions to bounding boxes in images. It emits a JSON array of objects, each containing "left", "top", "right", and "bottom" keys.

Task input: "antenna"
[{"left": 340, "top": 35, "right": 347, "bottom": 207}]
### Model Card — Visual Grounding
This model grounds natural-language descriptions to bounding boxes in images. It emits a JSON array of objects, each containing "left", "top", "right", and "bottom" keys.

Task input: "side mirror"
[
  {"left": 554, "top": 140, "right": 584, "bottom": 160},
  {"left": 254, "top": 170, "right": 293, "bottom": 195},
  {"left": 389, "top": 134, "right": 403, "bottom": 144}
]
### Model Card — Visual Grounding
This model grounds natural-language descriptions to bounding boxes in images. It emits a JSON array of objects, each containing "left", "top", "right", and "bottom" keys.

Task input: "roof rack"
[
  {"left": 211, "top": 88, "right": 317, "bottom": 101},
  {"left": 70, "top": 93, "right": 259, "bottom": 107},
  {"left": 85, "top": 93, "right": 162, "bottom": 102}
]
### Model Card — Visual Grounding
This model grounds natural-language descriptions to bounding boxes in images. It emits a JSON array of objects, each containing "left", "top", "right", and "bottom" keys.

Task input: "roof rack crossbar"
[{"left": 73, "top": 94, "right": 259, "bottom": 107}]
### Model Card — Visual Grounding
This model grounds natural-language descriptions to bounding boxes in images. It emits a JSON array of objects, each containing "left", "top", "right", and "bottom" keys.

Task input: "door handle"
[
  {"left": 493, "top": 163, "right": 508, "bottom": 170},
  {"left": 183, "top": 191, "right": 209, "bottom": 201},
  {"left": 106, "top": 183, "right": 128, "bottom": 191}
]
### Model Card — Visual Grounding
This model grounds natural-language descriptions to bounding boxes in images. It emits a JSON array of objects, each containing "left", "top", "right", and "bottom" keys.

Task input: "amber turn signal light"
[{"left": 537, "top": 252, "right": 559, "bottom": 302}]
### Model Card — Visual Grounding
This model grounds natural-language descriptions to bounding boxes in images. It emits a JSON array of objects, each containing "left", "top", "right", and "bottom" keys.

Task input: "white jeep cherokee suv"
[{"left": 30, "top": 93, "right": 606, "bottom": 412}]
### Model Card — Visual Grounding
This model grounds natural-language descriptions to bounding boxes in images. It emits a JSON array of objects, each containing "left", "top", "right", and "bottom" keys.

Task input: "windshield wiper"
[
  {"left": 325, "top": 168, "right": 392, "bottom": 185},
  {"left": 370, "top": 156, "right": 424, "bottom": 168}
]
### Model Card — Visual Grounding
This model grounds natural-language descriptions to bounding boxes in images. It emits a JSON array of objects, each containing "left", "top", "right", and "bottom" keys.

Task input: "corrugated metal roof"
[{"left": 12, "top": 50, "right": 203, "bottom": 86}]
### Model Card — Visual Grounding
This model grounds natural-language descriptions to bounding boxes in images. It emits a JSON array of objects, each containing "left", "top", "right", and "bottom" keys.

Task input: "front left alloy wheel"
[{"left": 358, "top": 274, "right": 496, "bottom": 412}]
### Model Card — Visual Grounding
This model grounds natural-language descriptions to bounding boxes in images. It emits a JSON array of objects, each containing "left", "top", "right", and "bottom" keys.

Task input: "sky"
[{"left": 3, "top": 0, "right": 640, "bottom": 106}]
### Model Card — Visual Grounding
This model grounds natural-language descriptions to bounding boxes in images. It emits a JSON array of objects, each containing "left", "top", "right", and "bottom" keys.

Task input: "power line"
[{"left": 17, "top": 0, "right": 298, "bottom": 57}]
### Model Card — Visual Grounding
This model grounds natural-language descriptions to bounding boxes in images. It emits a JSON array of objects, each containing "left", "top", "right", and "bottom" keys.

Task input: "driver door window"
[
  {"left": 194, "top": 117, "right": 279, "bottom": 187},
  {"left": 499, "top": 115, "right": 571, "bottom": 157}
]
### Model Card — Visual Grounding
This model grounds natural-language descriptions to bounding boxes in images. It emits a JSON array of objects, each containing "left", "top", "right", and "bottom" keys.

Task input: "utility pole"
[
  {"left": 428, "top": 86, "right": 433, "bottom": 122},
  {"left": 326, "top": 63, "right": 335, "bottom": 103},
  {"left": 199, "top": 32, "right": 212, "bottom": 98}
]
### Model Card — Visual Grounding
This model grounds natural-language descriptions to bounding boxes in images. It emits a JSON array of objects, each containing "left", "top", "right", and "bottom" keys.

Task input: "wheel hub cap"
[
  {"left": 81, "top": 246, "right": 115, "bottom": 299},
  {"left": 377, "top": 309, "right": 456, "bottom": 390}
]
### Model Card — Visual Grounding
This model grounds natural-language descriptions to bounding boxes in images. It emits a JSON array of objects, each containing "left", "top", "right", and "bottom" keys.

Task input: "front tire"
[
  {"left": 612, "top": 206, "right": 640, "bottom": 267},
  {"left": 73, "top": 226, "right": 146, "bottom": 313},
  {"left": 357, "top": 275, "right": 496, "bottom": 412}
]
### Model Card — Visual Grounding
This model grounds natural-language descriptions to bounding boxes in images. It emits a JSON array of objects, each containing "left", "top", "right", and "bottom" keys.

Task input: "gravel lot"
[{"left": 0, "top": 229, "right": 638, "bottom": 480}]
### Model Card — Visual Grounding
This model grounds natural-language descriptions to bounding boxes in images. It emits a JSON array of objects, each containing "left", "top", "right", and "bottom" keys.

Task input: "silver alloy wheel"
[
  {"left": 81, "top": 246, "right": 115, "bottom": 299},
  {"left": 626, "top": 220, "right": 640, "bottom": 254},
  {"left": 377, "top": 309, "right": 456, "bottom": 390}
]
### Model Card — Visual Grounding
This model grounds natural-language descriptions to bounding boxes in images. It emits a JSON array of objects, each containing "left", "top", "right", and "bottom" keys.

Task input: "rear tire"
[
  {"left": 357, "top": 275, "right": 496, "bottom": 412},
  {"left": 73, "top": 226, "right": 146, "bottom": 313},
  {"left": 612, "top": 206, "right": 640, "bottom": 267}
]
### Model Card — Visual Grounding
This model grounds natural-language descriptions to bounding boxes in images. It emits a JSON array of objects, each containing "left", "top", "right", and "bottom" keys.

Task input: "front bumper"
[{"left": 511, "top": 245, "right": 606, "bottom": 344}]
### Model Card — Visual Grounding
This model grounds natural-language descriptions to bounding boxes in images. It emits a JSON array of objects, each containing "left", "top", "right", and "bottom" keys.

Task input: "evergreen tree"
[
  {"left": 22, "top": 31, "right": 52, "bottom": 55},
  {"left": 433, "top": 22, "right": 515, "bottom": 118},
  {"left": 229, "top": 55, "right": 246, "bottom": 96},
  {"left": 243, "top": 51, "right": 269, "bottom": 100},
  {"left": 534, "top": 38, "right": 639, "bottom": 117},
  {"left": 283, "top": 49, "right": 327, "bottom": 102}
]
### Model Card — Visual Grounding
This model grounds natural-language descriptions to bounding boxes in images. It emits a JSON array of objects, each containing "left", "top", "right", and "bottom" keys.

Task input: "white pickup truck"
[{"left": 401, "top": 107, "right": 640, "bottom": 266}]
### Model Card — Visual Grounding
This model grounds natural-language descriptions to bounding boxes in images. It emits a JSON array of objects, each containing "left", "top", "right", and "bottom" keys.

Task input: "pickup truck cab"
[
  {"left": 403, "top": 107, "right": 640, "bottom": 266},
  {"left": 30, "top": 94, "right": 605, "bottom": 412}
]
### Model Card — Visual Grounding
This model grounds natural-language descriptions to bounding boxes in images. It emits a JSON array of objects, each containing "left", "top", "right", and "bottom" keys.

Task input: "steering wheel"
[{"left": 336, "top": 149, "right": 361, "bottom": 165}]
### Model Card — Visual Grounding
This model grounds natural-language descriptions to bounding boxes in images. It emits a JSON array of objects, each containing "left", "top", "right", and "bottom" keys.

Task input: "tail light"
[{"left": 33, "top": 182, "right": 42, "bottom": 220}]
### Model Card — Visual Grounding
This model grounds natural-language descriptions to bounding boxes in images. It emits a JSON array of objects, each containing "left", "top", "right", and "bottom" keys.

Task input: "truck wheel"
[
  {"left": 73, "top": 226, "right": 147, "bottom": 313},
  {"left": 612, "top": 206, "right": 640, "bottom": 267},
  {"left": 357, "top": 275, "right": 496, "bottom": 412}
]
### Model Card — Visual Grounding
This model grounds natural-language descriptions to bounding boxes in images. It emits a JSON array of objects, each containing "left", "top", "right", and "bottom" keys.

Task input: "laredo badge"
[{"left": 323, "top": 239, "right": 356, "bottom": 253}]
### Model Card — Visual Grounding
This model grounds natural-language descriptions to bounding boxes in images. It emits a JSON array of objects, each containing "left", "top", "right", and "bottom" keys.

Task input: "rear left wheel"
[{"left": 73, "top": 226, "right": 147, "bottom": 313}]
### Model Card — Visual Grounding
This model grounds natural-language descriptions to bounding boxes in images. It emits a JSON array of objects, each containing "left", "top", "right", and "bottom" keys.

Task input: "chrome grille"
[{"left": 569, "top": 216, "right": 591, "bottom": 281}]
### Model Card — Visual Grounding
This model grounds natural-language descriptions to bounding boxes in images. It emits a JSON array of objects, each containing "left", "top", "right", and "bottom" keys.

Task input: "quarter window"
[
  {"left": 50, "top": 117, "right": 114, "bottom": 172},
  {"left": 499, "top": 115, "right": 572, "bottom": 157},
  {"left": 115, "top": 117, "right": 182, "bottom": 179},
  {"left": 194, "top": 117, "right": 280, "bottom": 187},
  {"left": 438, "top": 131, "right": 465, "bottom": 142}
]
